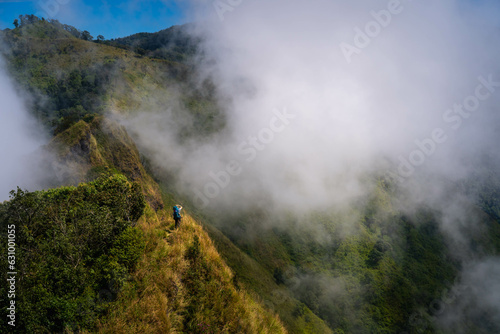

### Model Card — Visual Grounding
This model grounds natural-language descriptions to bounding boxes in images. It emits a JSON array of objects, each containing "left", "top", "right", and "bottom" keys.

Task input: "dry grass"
[{"left": 97, "top": 206, "right": 287, "bottom": 334}]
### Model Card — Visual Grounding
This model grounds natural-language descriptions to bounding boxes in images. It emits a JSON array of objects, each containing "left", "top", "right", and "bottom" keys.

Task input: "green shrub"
[{"left": 0, "top": 174, "right": 145, "bottom": 333}]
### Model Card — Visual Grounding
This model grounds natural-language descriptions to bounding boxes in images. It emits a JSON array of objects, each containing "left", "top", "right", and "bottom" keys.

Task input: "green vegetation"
[
  {"left": 200, "top": 179, "right": 500, "bottom": 333},
  {"left": 99, "top": 212, "right": 286, "bottom": 333},
  {"left": 110, "top": 24, "right": 200, "bottom": 62},
  {"left": 44, "top": 117, "right": 164, "bottom": 211},
  {"left": 0, "top": 174, "right": 146, "bottom": 333},
  {"left": 1, "top": 16, "right": 499, "bottom": 334},
  {"left": 201, "top": 221, "right": 334, "bottom": 334},
  {"left": 1, "top": 17, "right": 221, "bottom": 140},
  {"left": 0, "top": 174, "right": 288, "bottom": 333}
]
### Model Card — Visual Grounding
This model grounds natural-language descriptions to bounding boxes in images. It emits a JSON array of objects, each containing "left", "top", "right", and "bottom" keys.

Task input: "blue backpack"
[{"left": 173, "top": 206, "right": 181, "bottom": 219}]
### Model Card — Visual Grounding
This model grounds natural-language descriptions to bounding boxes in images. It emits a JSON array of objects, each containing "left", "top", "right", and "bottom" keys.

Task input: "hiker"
[{"left": 173, "top": 205, "right": 183, "bottom": 228}]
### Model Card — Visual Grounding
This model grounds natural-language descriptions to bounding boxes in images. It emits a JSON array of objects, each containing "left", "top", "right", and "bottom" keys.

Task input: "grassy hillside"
[
  {"left": 0, "top": 116, "right": 288, "bottom": 334},
  {"left": 1, "top": 16, "right": 500, "bottom": 334},
  {"left": 0, "top": 175, "right": 288, "bottom": 333},
  {"left": 0, "top": 20, "right": 325, "bottom": 332},
  {"left": 98, "top": 211, "right": 286, "bottom": 333},
  {"left": 1, "top": 18, "right": 220, "bottom": 140},
  {"left": 47, "top": 117, "right": 163, "bottom": 210},
  {"left": 200, "top": 221, "right": 333, "bottom": 334}
]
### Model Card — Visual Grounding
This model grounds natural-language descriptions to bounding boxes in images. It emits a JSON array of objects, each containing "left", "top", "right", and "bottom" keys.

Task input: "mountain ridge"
[{"left": 1, "top": 16, "right": 500, "bottom": 334}]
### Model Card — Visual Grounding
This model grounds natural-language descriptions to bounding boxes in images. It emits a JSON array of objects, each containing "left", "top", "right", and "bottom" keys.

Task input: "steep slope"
[
  {"left": 47, "top": 117, "right": 163, "bottom": 210},
  {"left": 200, "top": 179, "right": 500, "bottom": 333},
  {"left": 0, "top": 117, "right": 288, "bottom": 333},
  {"left": 45, "top": 116, "right": 323, "bottom": 333},
  {"left": 1, "top": 19, "right": 193, "bottom": 135},
  {"left": 200, "top": 222, "right": 334, "bottom": 334},
  {"left": 98, "top": 211, "right": 286, "bottom": 333},
  {"left": 1, "top": 18, "right": 324, "bottom": 333},
  {"left": 3, "top": 17, "right": 500, "bottom": 334}
]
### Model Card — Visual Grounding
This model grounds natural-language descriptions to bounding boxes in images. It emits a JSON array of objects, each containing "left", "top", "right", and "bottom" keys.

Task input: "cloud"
[
  {"left": 124, "top": 3, "right": 500, "bottom": 328},
  {"left": 127, "top": 0, "right": 500, "bottom": 215},
  {"left": 435, "top": 258, "right": 500, "bottom": 334},
  {"left": 0, "top": 54, "right": 49, "bottom": 201}
]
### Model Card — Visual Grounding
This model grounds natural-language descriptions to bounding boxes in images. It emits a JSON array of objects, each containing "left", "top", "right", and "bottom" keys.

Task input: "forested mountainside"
[
  {"left": 0, "top": 17, "right": 288, "bottom": 334},
  {"left": 0, "top": 16, "right": 499, "bottom": 334},
  {"left": 110, "top": 24, "right": 200, "bottom": 62}
]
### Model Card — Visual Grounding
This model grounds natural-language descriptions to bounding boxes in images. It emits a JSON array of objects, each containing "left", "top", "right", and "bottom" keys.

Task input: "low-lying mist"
[
  {"left": 130, "top": 0, "right": 500, "bottom": 215},
  {"left": 0, "top": 55, "right": 50, "bottom": 201},
  {"left": 1, "top": 0, "right": 498, "bottom": 332},
  {"left": 124, "top": 0, "right": 500, "bottom": 331}
]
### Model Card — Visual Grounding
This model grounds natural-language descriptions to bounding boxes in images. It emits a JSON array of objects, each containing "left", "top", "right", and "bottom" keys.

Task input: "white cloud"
[
  {"left": 0, "top": 56, "right": 48, "bottom": 200},
  {"left": 129, "top": 0, "right": 500, "bottom": 214}
]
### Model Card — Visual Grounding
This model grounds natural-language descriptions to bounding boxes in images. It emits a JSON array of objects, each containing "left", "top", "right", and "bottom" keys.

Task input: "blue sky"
[
  {"left": 0, "top": 0, "right": 189, "bottom": 39},
  {"left": 1, "top": 0, "right": 499, "bottom": 40}
]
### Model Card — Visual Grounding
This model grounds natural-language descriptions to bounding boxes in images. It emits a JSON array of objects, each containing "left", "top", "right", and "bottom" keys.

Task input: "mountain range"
[{"left": 0, "top": 16, "right": 499, "bottom": 334}]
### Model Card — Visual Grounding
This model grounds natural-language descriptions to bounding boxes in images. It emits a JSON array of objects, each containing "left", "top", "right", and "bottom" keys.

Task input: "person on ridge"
[{"left": 173, "top": 205, "right": 183, "bottom": 228}]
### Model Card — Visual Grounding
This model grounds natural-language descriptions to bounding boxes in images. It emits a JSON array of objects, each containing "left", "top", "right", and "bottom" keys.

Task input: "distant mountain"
[
  {"left": 1, "top": 15, "right": 499, "bottom": 334},
  {"left": 0, "top": 17, "right": 213, "bottom": 138},
  {"left": 0, "top": 17, "right": 289, "bottom": 334},
  {"left": 110, "top": 24, "right": 201, "bottom": 62}
]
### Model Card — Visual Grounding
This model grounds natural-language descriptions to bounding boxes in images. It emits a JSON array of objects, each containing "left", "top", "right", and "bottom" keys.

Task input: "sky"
[{"left": 0, "top": 0, "right": 188, "bottom": 39}]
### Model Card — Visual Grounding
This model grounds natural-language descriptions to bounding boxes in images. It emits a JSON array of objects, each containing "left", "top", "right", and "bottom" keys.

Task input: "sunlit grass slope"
[{"left": 98, "top": 210, "right": 287, "bottom": 333}]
